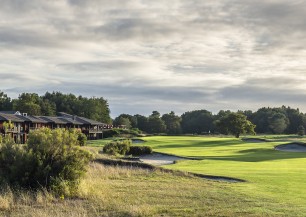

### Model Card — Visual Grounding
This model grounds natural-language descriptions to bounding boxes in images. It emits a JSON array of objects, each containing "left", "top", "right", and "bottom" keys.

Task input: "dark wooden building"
[{"left": 0, "top": 111, "right": 112, "bottom": 143}]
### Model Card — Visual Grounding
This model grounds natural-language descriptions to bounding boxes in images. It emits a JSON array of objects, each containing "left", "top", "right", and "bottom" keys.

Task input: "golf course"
[{"left": 136, "top": 136, "right": 306, "bottom": 216}]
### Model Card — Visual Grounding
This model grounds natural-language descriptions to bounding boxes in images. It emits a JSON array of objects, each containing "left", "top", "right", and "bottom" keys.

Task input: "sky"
[{"left": 1, "top": 0, "right": 306, "bottom": 117}]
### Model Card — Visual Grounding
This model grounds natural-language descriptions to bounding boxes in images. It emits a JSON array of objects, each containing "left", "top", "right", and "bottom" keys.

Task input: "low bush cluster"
[
  {"left": 103, "top": 128, "right": 142, "bottom": 138},
  {"left": 102, "top": 140, "right": 132, "bottom": 155},
  {"left": 0, "top": 128, "right": 92, "bottom": 197},
  {"left": 103, "top": 139, "right": 153, "bottom": 156},
  {"left": 127, "top": 146, "right": 153, "bottom": 156}
]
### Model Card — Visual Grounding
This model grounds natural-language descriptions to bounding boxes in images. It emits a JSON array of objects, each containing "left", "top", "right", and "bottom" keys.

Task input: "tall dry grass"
[{"left": 0, "top": 161, "right": 284, "bottom": 216}]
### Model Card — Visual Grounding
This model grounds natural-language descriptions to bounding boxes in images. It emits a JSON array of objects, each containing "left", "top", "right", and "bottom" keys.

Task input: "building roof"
[
  {"left": 58, "top": 112, "right": 106, "bottom": 125},
  {"left": 18, "top": 115, "right": 49, "bottom": 123},
  {"left": 0, "top": 113, "right": 25, "bottom": 122},
  {"left": 0, "top": 111, "right": 106, "bottom": 126},
  {"left": 0, "top": 111, "right": 21, "bottom": 115},
  {"left": 58, "top": 117, "right": 84, "bottom": 125},
  {"left": 38, "top": 116, "right": 68, "bottom": 124}
]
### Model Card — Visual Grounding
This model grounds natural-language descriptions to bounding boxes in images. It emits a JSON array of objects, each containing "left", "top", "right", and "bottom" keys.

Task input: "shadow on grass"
[
  {"left": 154, "top": 139, "right": 243, "bottom": 149},
  {"left": 192, "top": 148, "right": 306, "bottom": 162}
]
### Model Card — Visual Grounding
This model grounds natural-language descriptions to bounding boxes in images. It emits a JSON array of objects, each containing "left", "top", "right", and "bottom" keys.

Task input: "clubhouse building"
[{"left": 0, "top": 111, "right": 112, "bottom": 143}]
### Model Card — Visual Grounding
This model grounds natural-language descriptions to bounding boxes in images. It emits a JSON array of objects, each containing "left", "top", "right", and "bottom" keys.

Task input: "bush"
[
  {"left": 0, "top": 128, "right": 93, "bottom": 197},
  {"left": 103, "top": 128, "right": 142, "bottom": 138},
  {"left": 77, "top": 131, "right": 87, "bottom": 146},
  {"left": 103, "top": 129, "right": 121, "bottom": 138},
  {"left": 127, "top": 146, "right": 153, "bottom": 156},
  {"left": 103, "top": 139, "right": 131, "bottom": 155}
]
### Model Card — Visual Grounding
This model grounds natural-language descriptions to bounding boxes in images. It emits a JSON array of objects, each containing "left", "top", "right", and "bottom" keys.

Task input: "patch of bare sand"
[
  {"left": 139, "top": 153, "right": 186, "bottom": 166},
  {"left": 275, "top": 143, "right": 306, "bottom": 152}
]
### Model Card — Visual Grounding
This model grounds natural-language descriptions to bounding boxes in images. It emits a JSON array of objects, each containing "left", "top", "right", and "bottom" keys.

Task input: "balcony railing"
[
  {"left": 88, "top": 129, "right": 104, "bottom": 133},
  {"left": 5, "top": 127, "right": 19, "bottom": 133},
  {"left": 29, "top": 127, "right": 38, "bottom": 131}
]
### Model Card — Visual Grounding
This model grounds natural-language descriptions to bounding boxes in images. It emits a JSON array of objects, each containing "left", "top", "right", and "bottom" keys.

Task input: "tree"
[
  {"left": 42, "top": 92, "right": 111, "bottom": 123},
  {"left": 181, "top": 110, "right": 214, "bottom": 134},
  {"left": 13, "top": 93, "right": 42, "bottom": 115},
  {"left": 113, "top": 116, "right": 132, "bottom": 129},
  {"left": 162, "top": 111, "right": 182, "bottom": 134},
  {"left": 268, "top": 113, "right": 289, "bottom": 134},
  {"left": 216, "top": 112, "right": 256, "bottom": 138},
  {"left": 134, "top": 114, "right": 148, "bottom": 132},
  {"left": 114, "top": 114, "right": 137, "bottom": 128},
  {"left": 147, "top": 111, "right": 166, "bottom": 134},
  {"left": 0, "top": 91, "right": 12, "bottom": 111},
  {"left": 297, "top": 125, "right": 305, "bottom": 136}
]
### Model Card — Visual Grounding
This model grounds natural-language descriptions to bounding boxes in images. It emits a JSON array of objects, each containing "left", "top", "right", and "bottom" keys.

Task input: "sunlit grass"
[{"left": 141, "top": 136, "right": 306, "bottom": 212}]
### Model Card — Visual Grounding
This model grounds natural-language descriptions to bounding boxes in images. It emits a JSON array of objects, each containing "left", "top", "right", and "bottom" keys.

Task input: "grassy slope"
[
  {"left": 1, "top": 162, "right": 280, "bottom": 217},
  {"left": 141, "top": 136, "right": 306, "bottom": 215}
]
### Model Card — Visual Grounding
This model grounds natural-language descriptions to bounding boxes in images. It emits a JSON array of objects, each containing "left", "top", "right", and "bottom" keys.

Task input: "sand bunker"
[
  {"left": 242, "top": 138, "right": 267, "bottom": 143},
  {"left": 131, "top": 139, "right": 145, "bottom": 144},
  {"left": 139, "top": 153, "right": 186, "bottom": 166},
  {"left": 275, "top": 143, "right": 306, "bottom": 152}
]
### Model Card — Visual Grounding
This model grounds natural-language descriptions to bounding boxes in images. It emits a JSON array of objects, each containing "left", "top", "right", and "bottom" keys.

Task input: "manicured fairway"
[{"left": 142, "top": 136, "right": 306, "bottom": 214}]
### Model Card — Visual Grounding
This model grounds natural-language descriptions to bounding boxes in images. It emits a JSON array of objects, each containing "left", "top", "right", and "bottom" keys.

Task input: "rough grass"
[{"left": 2, "top": 161, "right": 301, "bottom": 217}]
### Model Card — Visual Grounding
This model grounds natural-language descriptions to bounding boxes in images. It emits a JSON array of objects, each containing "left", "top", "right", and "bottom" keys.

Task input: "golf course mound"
[
  {"left": 242, "top": 138, "right": 267, "bottom": 143},
  {"left": 275, "top": 143, "right": 306, "bottom": 152}
]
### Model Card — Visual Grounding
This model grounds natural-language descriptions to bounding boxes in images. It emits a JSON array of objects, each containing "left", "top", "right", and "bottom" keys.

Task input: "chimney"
[{"left": 73, "top": 115, "right": 76, "bottom": 120}]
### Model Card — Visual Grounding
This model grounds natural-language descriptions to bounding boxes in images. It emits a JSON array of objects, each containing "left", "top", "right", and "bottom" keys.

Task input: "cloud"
[{"left": 0, "top": 0, "right": 306, "bottom": 117}]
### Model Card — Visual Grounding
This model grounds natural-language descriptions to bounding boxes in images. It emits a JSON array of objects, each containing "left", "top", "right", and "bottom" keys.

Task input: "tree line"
[
  {"left": 1, "top": 91, "right": 305, "bottom": 136},
  {"left": 114, "top": 106, "right": 306, "bottom": 136},
  {"left": 0, "top": 91, "right": 111, "bottom": 123}
]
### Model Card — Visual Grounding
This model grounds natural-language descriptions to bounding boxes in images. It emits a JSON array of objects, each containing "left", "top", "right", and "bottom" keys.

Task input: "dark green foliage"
[
  {"left": 102, "top": 139, "right": 152, "bottom": 156},
  {"left": 77, "top": 131, "right": 87, "bottom": 146},
  {"left": 13, "top": 93, "right": 42, "bottom": 115},
  {"left": 133, "top": 114, "right": 148, "bottom": 132},
  {"left": 127, "top": 146, "right": 153, "bottom": 156},
  {"left": 216, "top": 112, "right": 256, "bottom": 138},
  {"left": 103, "top": 128, "right": 141, "bottom": 138},
  {"left": 0, "top": 128, "right": 92, "bottom": 196},
  {"left": 113, "top": 116, "right": 131, "bottom": 128},
  {"left": 162, "top": 111, "right": 182, "bottom": 135},
  {"left": 103, "top": 129, "right": 121, "bottom": 138},
  {"left": 297, "top": 125, "right": 305, "bottom": 136},
  {"left": 103, "top": 140, "right": 132, "bottom": 155},
  {"left": 268, "top": 113, "right": 289, "bottom": 134},
  {"left": 181, "top": 110, "right": 214, "bottom": 134},
  {"left": 114, "top": 114, "right": 138, "bottom": 128},
  {"left": 0, "top": 91, "right": 13, "bottom": 111},
  {"left": 147, "top": 111, "right": 166, "bottom": 134}
]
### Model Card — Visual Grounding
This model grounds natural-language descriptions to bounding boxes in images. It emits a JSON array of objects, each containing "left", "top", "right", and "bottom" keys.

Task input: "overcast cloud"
[{"left": 1, "top": 0, "right": 306, "bottom": 117}]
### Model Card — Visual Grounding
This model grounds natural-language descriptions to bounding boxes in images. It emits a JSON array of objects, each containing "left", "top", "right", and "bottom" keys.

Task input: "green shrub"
[
  {"left": 127, "top": 146, "right": 153, "bottom": 156},
  {"left": 0, "top": 128, "right": 93, "bottom": 197},
  {"left": 103, "top": 129, "right": 121, "bottom": 138},
  {"left": 77, "top": 131, "right": 87, "bottom": 146},
  {"left": 103, "top": 128, "right": 142, "bottom": 138},
  {"left": 103, "top": 139, "right": 131, "bottom": 155}
]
